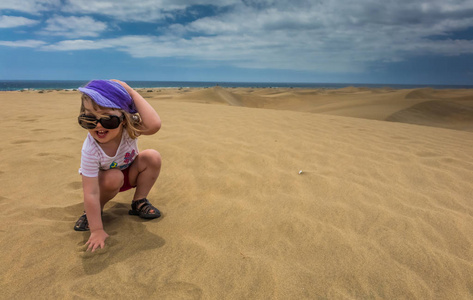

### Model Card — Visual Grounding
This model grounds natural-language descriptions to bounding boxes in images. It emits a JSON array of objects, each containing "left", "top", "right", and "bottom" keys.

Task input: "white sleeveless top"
[{"left": 79, "top": 130, "right": 138, "bottom": 177}]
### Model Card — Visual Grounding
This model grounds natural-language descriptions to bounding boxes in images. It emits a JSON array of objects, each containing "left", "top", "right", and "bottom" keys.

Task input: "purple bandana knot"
[{"left": 79, "top": 80, "right": 137, "bottom": 113}]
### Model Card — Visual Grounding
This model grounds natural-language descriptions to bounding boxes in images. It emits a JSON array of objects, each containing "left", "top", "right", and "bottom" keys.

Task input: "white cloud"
[
  {"left": 41, "top": 39, "right": 112, "bottom": 51},
  {"left": 59, "top": 0, "right": 238, "bottom": 22},
  {"left": 39, "top": 15, "right": 107, "bottom": 38},
  {"left": 41, "top": 36, "right": 162, "bottom": 52},
  {"left": 399, "top": 39, "right": 473, "bottom": 56},
  {"left": 153, "top": 0, "right": 473, "bottom": 71},
  {"left": 1, "top": 0, "right": 473, "bottom": 73},
  {"left": 0, "top": 15, "right": 39, "bottom": 28},
  {"left": 0, "top": 0, "right": 61, "bottom": 14},
  {"left": 0, "top": 39, "right": 46, "bottom": 48}
]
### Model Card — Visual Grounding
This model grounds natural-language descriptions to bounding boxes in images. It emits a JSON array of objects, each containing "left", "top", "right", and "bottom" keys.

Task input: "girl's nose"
[{"left": 94, "top": 121, "right": 104, "bottom": 130}]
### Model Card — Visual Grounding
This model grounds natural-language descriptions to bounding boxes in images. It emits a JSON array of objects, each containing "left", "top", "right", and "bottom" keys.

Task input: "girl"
[{"left": 74, "top": 79, "right": 162, "bottom": 252}]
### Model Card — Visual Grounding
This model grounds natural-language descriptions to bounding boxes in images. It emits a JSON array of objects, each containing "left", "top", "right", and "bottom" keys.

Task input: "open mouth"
[{"left": 96, "top": 130, "right": 108, "bottom": 139}]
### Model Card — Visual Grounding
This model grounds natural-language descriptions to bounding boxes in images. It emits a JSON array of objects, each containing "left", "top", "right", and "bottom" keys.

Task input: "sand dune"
[
  {"left": 143, "top": 87, "right": 473, "bottom": 132},
  {"left": 1, "top": 88, "right": 473, "bottom": 299},
  {"left": 213, "top": 86, "right": 243, "bottom": 106},
  {"left": 386, "top": 100, "right": 473, "bottom": 131}
]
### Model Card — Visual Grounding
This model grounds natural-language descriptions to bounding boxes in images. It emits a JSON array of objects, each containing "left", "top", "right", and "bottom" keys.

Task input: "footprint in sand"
[
  {"left": 155, "top": 282, "right": 203, "bottom": 299},
  {"left": 68, "top": 181, "right": 82, "bottom": 190},
  {"left": 415, "top": 151, "right": 441, "bottom": 158},
  {"left": 11, "top": 139, "right": 34, "bottom": 145},
  {"left": 19, "top": 118, "right": 38, "bottom": 122},
  {"left": 390, "top": 135, "right": 408, "bottom": 140},
  {"left": 36, "top": 152, "right": 74, "bottom": 163}
]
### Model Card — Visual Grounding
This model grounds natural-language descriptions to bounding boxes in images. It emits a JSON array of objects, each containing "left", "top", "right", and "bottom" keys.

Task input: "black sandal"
[
  {"left": 74, "top": 212, "right": 89, "bottom": 231},
  {"left": 129, "top": 198, "right": 161, "bottom": 219}
]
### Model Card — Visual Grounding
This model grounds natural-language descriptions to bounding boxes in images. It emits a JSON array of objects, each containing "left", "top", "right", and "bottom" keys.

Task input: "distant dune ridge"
[
  {"left": 178, "top": 87, "right": 473, "bottom": 131},
  {"left": 157, "top": 86, "right": 473, "bottom": 132},
  {"left": 1, "top": 87, "right": 472, "bottom": 299}
]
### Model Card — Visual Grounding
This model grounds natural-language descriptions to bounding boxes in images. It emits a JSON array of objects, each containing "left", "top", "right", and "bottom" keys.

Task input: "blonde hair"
[{"left": 80, "top": 94, "right": 143, "bottom": 139}]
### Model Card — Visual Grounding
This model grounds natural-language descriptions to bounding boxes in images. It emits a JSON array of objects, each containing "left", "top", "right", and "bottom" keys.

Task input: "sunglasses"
[{"left": 78, "top": 114, "right": 124, "bottom": 130}]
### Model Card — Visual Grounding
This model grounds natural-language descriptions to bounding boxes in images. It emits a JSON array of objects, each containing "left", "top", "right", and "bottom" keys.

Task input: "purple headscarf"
[{"left": 79, "top": 80, "right": 137, "bottom": 113}]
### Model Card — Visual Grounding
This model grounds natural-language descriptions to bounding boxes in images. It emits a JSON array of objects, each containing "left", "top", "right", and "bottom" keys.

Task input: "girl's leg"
[
  {"left": 128, "top": 149, "right": 162, "bottom": 202},
  {"left": 74, "top": 169, "right": 124, "bottom": 231},
  {"left": 98, "top": 168, "right": 124, "bottom": 209}
]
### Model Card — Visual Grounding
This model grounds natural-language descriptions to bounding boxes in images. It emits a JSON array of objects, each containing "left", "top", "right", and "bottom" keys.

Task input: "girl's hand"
[
  {"left": 85, "top": 229, "right": 110, "bottom": 252},
  {"left": 110, "top": 79, "right": 161, "bottom": 135},
  {"left": 110, "top": 79, "right": 132, "bottom": 93}
]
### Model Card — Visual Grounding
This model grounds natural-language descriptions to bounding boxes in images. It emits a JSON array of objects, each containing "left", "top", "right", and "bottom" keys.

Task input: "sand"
[{"left": 1, "top": 87, "right": 472, "bottom": 299}]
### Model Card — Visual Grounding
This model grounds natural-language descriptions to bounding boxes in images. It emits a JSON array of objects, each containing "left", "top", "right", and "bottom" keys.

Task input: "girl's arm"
[
  {"left": 111, "top": 79, "right": 161, "bottom": 135},
  {"left": 82, "top": 175, "right": 109, "bottom": 252}
]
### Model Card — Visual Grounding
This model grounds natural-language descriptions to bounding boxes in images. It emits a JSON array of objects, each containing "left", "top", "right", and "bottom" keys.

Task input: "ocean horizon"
[{"left": 0, "top": 80, "right": 471, "bottom": 91}]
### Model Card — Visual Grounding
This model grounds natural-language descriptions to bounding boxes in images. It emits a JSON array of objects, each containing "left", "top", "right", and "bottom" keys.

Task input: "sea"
[{"left": 0, "top": 80, "right": 471, "bottom": 91}]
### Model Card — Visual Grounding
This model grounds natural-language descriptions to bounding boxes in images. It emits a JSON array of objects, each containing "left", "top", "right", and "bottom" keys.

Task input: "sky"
[{"left": 1, "top": 0, "right": 473, "bottom": 85}]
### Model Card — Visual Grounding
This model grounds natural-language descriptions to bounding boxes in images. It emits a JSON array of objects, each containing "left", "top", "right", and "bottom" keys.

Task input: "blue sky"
[{"left": 1, "top": 0, "right": 473, "bottom": 85}]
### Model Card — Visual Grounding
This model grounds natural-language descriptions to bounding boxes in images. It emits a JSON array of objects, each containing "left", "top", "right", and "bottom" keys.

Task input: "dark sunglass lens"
[
  {"left": 100, "top": 116, "right": 121, "bottom": 129},
  {"left": 78, "top": 115, "right": 98, "bottom": 129}
]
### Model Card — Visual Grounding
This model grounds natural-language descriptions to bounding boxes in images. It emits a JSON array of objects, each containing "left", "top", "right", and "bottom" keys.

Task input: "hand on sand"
[{"left": 86, "top": 229, "right": 110, "bottom": 252}]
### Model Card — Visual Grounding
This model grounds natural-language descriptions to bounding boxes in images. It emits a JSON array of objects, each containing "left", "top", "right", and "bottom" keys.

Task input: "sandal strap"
[
  {"left": 132, "top": 198, "right": 148, "bottom": 210},
  {"left": 74, "top": 212, "right": 89, "bottom": 230},
  {"left": 132, "top": 198, "right": 157, "bottom": 214}
]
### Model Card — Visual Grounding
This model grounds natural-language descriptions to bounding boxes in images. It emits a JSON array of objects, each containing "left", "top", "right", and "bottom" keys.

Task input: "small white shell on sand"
[{"left": 299, "top": 170, "right": 303, "bottom": 174}]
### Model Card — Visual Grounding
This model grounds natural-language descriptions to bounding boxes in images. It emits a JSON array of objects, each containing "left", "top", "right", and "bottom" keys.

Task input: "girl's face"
[{"left": 82, "top": 98, "right": 124, "bottom": 145}]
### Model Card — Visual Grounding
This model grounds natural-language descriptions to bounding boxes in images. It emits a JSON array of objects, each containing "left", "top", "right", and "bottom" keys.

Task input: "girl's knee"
[
  {"left": 141, "top": 149, "right": 162, "bottom": 168},
  {"left": 99, "top": 169, "right": 124, "bottom": 191}
]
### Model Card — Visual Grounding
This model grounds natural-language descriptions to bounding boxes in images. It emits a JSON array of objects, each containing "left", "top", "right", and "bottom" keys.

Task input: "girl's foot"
[
  {"left": 74, "top": 212, "right": 89, "bottom": 231},
  {"left": 129, "top": 198, "right": 161, "bottom": 219}
]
